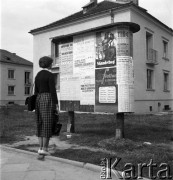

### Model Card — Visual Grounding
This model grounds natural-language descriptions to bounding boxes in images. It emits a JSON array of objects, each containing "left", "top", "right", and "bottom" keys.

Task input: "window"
[
  {"left": 52, "top": 37, "right": 73, "bottom": 66},
  {"left": 8, "top": 69, "right": 15, "bottom": 79},
  {"left": 55, "top": 43, "right": 59, "bottom": 59},
  {"left": 163, "top": 71, "right": 169, "bottom": 91},
  {"left": 55, "top": 43, "right": 60, "bottom": 65},
  {"left": 145, "top": 31, "right": 158, "bottom": 64},
  {"left": 25, "top": 72, "right": 31, "bottom": 84},
  {"left": 51, "top": 42, "right": 60, "bottom": 66},
  {"left": 146, "top": 32, "right": 153, "bottom": 60},
  {"left": 8, "top": 86, "right": 15, "bottom": 95},
  {"left": 149, "top": 106, "right": 152, "bottom": 112},
  {"left": 147, "top": 69, "right": 154, "bottom": 90},
  {"left": 25, "top": 86, "right": 30, "bottom": 95},
  {"left": 163, "top": 40, "right": 168, "bottom": 59},
  {"left": 53, "top": 73, "right": 60, "bottom": 91},
  {"left": 164, "top": 105, "right": 170, "bottom": 110}
]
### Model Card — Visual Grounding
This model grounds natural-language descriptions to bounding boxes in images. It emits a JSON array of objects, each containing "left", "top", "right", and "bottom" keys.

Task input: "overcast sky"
[{"left": 1, "top": 0, "right": 172, "bottom": 62}]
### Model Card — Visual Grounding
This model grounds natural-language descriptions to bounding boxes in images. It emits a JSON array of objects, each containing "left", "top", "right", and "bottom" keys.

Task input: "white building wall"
[
  {"left": 131, "top": 9, "right": 173, "bottom": 113},
  {"left": 113, "top": 9, "right": 131, "bottom": 23},
  {"left": 0, "top": 63, "right": 33, "bottom": 105}
]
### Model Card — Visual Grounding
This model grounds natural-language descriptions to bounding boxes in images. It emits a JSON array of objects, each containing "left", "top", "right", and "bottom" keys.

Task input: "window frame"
[
  {"left": 8, "top": 85, "right": 15, "bottom": 95},
  {"left": 162, "top": 40, "right": 168, "bottom": 60},
  {"left": 146, "top": 31, "right": 153, "bottom": 60},
  {"left": 163, "top": 71, "right": 170, "bottom": 92},
  {"left": 51, "top": 41, "right": 60, "bottom": 67},
  {"left": 8, "top": 69, "right": 15, "bottom": 79},
  {"left": 51, "top": 36, "right": 73, "bottom": 67},
  {"left": 25, "top": 71, "right": 31, "bottom": 84},
  {"left": 52, "top": 72, "right": 60, "bottom": 92},
  {"left": 146, "top": 69, "right": 155, "bottom": 91},
  {"left": 24, "top": 86, "right": 30, "bottom": 95}
]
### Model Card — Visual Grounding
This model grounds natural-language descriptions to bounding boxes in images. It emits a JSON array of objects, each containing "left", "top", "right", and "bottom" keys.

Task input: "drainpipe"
[{"left": 110, "top": 9, "right": 114, "bottom": 23}]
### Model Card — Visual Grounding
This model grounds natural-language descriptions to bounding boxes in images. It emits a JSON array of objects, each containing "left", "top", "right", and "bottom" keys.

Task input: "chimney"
[
  {"left": 131, "top": 0, "right": 138, "bottom": 5},
  {"left": 114, "top": 0, "right": 139, "bottom": 5},
  {"left": 83, "top": 0, "right": 98, "bottom": 14}
]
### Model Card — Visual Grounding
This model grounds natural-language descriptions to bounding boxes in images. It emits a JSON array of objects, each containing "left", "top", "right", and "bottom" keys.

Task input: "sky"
[{"left": 1, "top": 0, "right": 173, "bottom": 62}]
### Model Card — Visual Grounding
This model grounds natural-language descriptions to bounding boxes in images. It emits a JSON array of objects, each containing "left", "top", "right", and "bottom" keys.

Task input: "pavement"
[{"left": 0, "top": 145, "right": 121, "bottom": 180}]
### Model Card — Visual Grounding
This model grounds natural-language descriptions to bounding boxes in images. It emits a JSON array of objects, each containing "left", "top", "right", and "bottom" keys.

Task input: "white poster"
[
  {"left": 99, "top": 86, "right": 116, "bottom": 103},
  {"left": 117, "top": 56, "right": 134, "bottom": 112},
  {"left": 116, "top": 28, "right": 132, "bottom": 56},
  {"left": 60, "top": 75, "right": 80, "bottom": 101},
  {"left": 73, "top": 35, "right": 95, "bottom": 75},
  {"left": 118, "top": 84, "right": 134, "bottom": 112},
  {"left": 80, "top": 76, "right": 95, "bottom": 105},
  {"left": 117, "top": 56, "right": 134, "bottom": 84},
  {"left": 59, "top": 42, "right": 73, "bottom": 75}
]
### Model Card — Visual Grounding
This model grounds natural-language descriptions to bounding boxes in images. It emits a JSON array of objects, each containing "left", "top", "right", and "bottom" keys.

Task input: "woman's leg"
[
  {"left": 43, "top": 137, "right": 50, "bottom": 151},
  {"left": 38, "top": 137, "right": 43, "bottom": 149}
]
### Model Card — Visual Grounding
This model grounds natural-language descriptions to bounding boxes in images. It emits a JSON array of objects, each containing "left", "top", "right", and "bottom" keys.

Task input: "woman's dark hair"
[{"left": 39, "top": 56, "right": 53, "bottom": 68}]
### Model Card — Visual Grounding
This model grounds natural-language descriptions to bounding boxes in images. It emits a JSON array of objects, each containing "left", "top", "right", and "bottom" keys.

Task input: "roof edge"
[
  {"left": 29, "top": 2, "right": 173, "bottom": 35},
  {"left": 0, "top": 60, "right": 33, "bottom": 67},
  {"left": 131, "top": 3, "right": 173, "bottom": 33},
  {"left": 51, "top": 22, "right": 140, "bottom": 43},
  {"left": 29, "top": 2, "right": 133, "bottom": 34}
]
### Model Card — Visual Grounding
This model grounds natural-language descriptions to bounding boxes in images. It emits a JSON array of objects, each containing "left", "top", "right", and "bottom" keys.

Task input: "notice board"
[{"left": 57, "top": 23, "right": 140, "bottom": 113}]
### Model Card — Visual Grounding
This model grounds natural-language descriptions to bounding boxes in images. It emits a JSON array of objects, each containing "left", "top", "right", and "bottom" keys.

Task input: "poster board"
[{"left": 58, "top": 24, "right": 137, "bottom": 113}]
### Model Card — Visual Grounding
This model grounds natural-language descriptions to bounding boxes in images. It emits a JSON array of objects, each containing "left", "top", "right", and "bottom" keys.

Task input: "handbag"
[
  {"left": 52, "top": 112, "right": 62, "bottom": 136},
  {"left": 25, "top": 82, "right": 37, "bottom": 111}
]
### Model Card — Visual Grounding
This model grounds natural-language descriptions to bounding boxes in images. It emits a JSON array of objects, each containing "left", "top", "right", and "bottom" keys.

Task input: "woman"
[
  {"left": 102, "top": 32, "right": 109, "bottom": 60},
  {"left": 107, "top": 33, "right": 116, "bottom": 60},
  {"left": 34, "top": 56, "right": 59, "bottom": 156}
]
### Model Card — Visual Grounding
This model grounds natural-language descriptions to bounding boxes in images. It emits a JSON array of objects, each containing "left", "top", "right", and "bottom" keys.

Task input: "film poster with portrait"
[{"left": 95, "top": 27, "right": 134, "bottom": 112}]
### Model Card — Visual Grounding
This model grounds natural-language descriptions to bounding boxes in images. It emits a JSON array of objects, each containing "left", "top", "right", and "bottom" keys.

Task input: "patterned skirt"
[{"left": 35, "top": 93, "right": 56, "bottom": 138}]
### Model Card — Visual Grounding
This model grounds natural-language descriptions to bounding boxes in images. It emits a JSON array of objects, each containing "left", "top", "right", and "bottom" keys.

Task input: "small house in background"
[
  {"left": 0, "top": 49, "right": 33, "bottom": 106},
  {"left": 30, "top": 0, "right": 173, "bottom": 114}
]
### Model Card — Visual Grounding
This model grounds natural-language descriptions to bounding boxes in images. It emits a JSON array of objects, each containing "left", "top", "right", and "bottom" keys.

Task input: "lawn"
[{"left": 0, "top": 105, "right": 173, "bottom": 179}]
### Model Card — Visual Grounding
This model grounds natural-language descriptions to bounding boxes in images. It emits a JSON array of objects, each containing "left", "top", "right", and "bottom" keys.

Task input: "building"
[
  {"left": 30, "top": 0, "right": 173, "bottom": 114},
  {"left": 0, "top": 49, "right": 33, "bottom": 106}
]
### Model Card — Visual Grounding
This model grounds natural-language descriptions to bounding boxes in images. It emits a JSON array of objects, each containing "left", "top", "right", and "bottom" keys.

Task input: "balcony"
[{"left": 146, "top": 48, "right": 158, "bottom": 65}]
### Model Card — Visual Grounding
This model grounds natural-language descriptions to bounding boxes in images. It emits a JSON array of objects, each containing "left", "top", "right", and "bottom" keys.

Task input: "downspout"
[{"left": 110, "top": 9, "right": 114, "bottom": 23}]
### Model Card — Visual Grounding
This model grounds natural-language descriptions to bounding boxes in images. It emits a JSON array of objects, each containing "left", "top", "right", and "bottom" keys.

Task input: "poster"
[
  {"left": 59, "top": 42, "right": 73, "bottom": 75},
  {"left": 60, "top": 75, "right": 80, "bottom": 101},
  {"left": 116, "top": 27, "right": 134, "bottom": 112},
  {"left": 73, "top": 35, "right": 95, "bottom": 75},
  {"left": 96, "top": 31, "right": 117, "bottom": 68},
  {"left": 116, "top": 56, "right": 134, "bottom": 112},
  {"left": 116, "top": 27, "right": 133, "bottom": 56},
  {"left": 95, "top": 68, "right": 117, "bottom": 105},
  {"left": 80, "top": 76, "right": 95, "bottom": 105},
  {"left": 117, "top": 56, "right": 134, "bottom": 84},
  {"left": 99, "top": 86, "right": 116, "bottom": 103},
  {"left": 118, "top": 84, "right": 134, "bottom": 112}
]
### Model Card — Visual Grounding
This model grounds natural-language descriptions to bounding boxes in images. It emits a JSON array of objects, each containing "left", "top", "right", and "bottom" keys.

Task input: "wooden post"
[
  {"left": 67, "top": 111, "right": 75, "bottom": 133},
  {"left": 115, "top": 113, "right": 124, "bottom": 139}
]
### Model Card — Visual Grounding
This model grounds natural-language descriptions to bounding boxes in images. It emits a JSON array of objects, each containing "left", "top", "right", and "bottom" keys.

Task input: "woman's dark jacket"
[{"left": 34, "top": 70, "right": 58, "bottom": 104}]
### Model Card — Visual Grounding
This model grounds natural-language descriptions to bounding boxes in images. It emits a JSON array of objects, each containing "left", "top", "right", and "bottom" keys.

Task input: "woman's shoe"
[
  {"left": 38, "top": 149, "right": 42, "bottom": 154},
  {"left": 40, "top": 150, "right": 50, "bottom": 156}
]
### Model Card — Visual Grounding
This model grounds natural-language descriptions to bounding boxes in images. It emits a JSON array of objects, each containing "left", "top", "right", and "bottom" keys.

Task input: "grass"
[
  {"left": 0, "top": 105, "right": 173, "bottom": 179},
  {"left": 59, "top": 112, "right": 173, "bottom": 178},
  {"left": 0, "top": 105, "right": 36, "bottom": 143}
]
